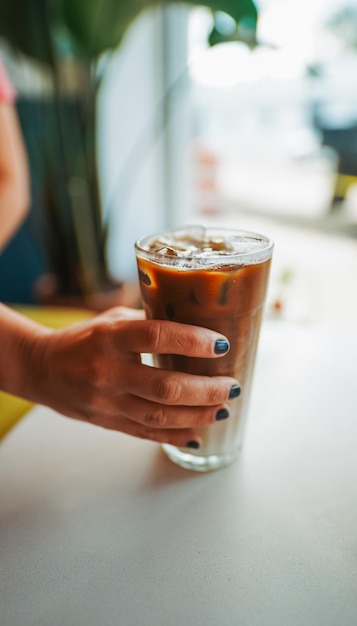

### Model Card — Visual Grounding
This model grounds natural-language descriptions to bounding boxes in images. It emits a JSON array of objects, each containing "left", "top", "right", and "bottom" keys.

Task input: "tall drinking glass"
[{"left": 135, "top": 226, "right": 273, "bottom": 471}]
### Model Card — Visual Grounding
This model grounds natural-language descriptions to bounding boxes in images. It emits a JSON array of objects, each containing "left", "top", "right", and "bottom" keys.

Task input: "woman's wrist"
[{"left": 0, "top": 304, "right": 53, "bottom": 401}]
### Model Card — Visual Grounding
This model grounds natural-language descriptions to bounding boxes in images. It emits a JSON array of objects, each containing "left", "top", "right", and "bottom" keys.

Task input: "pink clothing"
[{"left": 0, "top": 58, "right": 16, "bottom": 103}]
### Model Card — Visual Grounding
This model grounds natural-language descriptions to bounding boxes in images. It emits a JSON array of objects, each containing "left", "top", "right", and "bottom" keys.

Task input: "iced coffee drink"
[{"left": 135, "top": 226, "right": 273, "bottom": 471}]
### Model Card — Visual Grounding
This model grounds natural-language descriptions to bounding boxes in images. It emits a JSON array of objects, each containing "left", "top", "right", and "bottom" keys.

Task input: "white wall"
[{"left": 97, "top": 6, "right": 190, "bottom": 282}]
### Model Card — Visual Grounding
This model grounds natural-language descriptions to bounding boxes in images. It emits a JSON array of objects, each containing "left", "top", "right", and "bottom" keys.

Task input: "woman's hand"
[{"left": 25, "top": 307, "right": 239, "bottom": 448}]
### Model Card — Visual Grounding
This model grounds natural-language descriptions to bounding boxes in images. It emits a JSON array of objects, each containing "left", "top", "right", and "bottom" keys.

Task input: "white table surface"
[{"left": 1, "top": 321, "right": 357, "bottom": 626}]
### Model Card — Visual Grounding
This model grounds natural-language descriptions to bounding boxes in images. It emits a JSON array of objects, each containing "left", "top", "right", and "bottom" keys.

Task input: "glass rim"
[{"left": 135, "top": 226, "right": 274, "bottom": 267}]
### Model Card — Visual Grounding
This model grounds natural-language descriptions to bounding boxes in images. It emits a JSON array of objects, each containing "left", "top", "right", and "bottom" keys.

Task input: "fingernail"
[
  {"left": 186, "top": 440, "right": 200, "bottom": 449},
  {"left": 215, "top": 408, "right": 229, "bottom": 421},
  {"left": 229, "top": 384, "right": 241, "bottom": 399},
  {"left": 214, "top": 339, "right": 229, "bottom": 354}
]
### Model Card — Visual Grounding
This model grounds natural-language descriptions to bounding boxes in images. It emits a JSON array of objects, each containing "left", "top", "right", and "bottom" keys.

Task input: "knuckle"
[
  {"left": 146, "top": 322, "right": 163, "bottom": 353},
  {"left": 183, "top": 331, "right": 200, "bottom": 351},
  {"left": 153, "top": 376, "right": 181, "bottom": 404},
  {"left": 84, "top": 405, "right": 98, "bottom": 422},
  {"left": 173, "top": 328, "right": 205, "bottom": 355},
  {"left": 172, "top": 329, "right": 189, "bottom": 351},
  {"left": 136, "top": 428, "right": 157, "bottom": 442},
  {"left": 90, "top": 320, "right": 110, "bottom": 341},
  {"left": 205, "top": 383, "right": 225, "bottom": 405},
  {"left": 89, "top": 320, "right": 116, "bottom": 352},
  {"left": 144, "top": 408, "right": 167, "bottom": 428},
  {"left": 79, "top": 388, "right": 98, "bottom": 417}
]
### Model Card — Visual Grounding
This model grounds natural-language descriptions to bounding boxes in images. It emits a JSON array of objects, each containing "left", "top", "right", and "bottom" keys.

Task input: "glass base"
[{"left": 162, "top": 443, "right": 241, "bottom": 472}]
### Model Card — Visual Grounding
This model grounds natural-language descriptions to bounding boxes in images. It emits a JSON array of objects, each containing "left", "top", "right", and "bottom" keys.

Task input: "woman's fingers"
[
  {"left": 120, "top": 362, "right": 238, "bottom": 406},
  {"left": 110, "top": 393, "right": 230, "bottom": 429},
  {"left": 89, "top": 412, "right": 202, "bottom": 448},
  {"left": 111, "top": 319, "right": 230, "bottom": 358}
]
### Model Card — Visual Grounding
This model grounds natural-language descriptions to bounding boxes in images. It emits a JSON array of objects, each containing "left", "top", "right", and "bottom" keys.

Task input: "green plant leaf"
[
  {"left": 62, "top": 0, "right": 258, "bottom": 58},
  {"left": 0, "top": 0, "right": 257, "bottom": 63},
  {"left": 0, "top": 0, "right": 55, "bottom": 63}
]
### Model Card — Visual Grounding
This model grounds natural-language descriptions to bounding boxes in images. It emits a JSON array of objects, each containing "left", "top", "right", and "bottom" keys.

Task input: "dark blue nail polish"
[
  {"left": 214, "top": 339, "right": 229, "bottom": 354},
  {"left": 216, "top": 408, "right": 229, "bottom": 421},
  {"left": 229, "top": 384, "right": 241, "bottom": 399},
  {"left": 186, "top": 440, "right": 200, "bottom": 449}
]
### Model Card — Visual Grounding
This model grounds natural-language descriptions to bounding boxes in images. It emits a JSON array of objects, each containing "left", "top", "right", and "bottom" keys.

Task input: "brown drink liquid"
[{"left": 135, "top": 226, "right": 273, "bottom": 471}]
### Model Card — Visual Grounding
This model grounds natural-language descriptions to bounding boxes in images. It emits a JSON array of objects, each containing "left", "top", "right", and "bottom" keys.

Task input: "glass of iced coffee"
[{"left": 135, "top": 226, "right": 273, "bottom": 471}]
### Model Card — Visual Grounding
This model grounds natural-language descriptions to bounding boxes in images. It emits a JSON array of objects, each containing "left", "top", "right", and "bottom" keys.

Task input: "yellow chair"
[{"left": 0, "top": 306, "right": 92, "bottom": 440}]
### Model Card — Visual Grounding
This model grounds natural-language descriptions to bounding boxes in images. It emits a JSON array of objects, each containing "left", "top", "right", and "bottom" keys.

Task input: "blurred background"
[{"left": 1, "top": 0, "right": 356, "bottom": 327}]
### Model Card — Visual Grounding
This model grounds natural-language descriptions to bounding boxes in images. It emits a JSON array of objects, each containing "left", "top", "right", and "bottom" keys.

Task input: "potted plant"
[{"left": 0, "top": 0, "right": 257, "bottom": 308}]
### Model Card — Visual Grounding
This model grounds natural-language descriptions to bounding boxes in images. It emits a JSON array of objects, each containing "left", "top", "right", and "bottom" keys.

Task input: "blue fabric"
[{"left": 0, "top": 225, "right": 47, "bottom": 304}]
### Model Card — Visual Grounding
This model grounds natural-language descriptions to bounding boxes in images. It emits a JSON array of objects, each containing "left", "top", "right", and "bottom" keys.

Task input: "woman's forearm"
[
  {"left": 0, "top": 182, "right": 29, "bottom": 250},
  {"left": 0, "top": 103, "right": 30, "bottom": 252}
]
